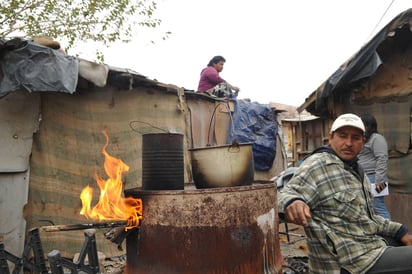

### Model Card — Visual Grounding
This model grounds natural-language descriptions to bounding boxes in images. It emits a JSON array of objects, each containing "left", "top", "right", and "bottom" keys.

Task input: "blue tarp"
[{"left": 228, "top": 100, "right": 277, "bottom": 171}]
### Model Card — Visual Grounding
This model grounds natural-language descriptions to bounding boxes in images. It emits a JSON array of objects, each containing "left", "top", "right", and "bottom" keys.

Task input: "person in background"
[
  {"left": 197, "top": 55, "right": 240, "bottom": 98},
  {"left": 358, "top": 113, "right": 391, "bottom": 219},
  {"left": 278, "top": 113, "right": 412, "bottom": 274}
]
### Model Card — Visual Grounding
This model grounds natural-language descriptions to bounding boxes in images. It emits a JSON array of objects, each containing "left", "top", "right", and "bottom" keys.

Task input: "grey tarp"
[{"left": 0, "top": 38, "right": 78, "bottom": 95}]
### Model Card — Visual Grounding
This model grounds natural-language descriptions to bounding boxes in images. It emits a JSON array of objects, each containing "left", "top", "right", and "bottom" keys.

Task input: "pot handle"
[
  {"left": 129, "top": 120, "right": 170, "bottom": 134},
  {"left": 227, "top": 139, "right": 241, "bottom": 153},
  {"left": 207, "top": 102, "right": 236, "bottom": 146}
]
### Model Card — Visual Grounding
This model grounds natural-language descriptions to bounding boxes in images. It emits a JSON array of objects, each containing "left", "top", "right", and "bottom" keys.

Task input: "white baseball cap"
[{"left": 330, "top": 113, "right": 365, "bottom": 133}]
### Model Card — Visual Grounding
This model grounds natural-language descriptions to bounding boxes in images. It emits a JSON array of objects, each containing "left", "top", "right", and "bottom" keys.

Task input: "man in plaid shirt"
[{"left": 278, "top": 113, "right": 412, "bottom": 274}]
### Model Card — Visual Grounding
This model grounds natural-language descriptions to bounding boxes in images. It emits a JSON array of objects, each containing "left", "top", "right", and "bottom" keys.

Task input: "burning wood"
[{"left": 104, "top": 226, "right": 135, "bottom": 251}]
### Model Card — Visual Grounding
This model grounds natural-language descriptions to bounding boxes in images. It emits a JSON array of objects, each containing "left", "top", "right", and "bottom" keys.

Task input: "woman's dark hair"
[
  {"left": 207, "top": 55, "right": 226, "bottom": 66},
  {"left": 360, "top": 113, "right": 378, "bottom": 141}
]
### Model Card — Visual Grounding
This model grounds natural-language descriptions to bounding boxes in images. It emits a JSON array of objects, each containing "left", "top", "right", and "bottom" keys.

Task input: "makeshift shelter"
[
  {"left": 298, "top": 8, "right": 412, "bottom": 228},
  {"left": 0, "top": 37, "right": 286, "bottom": 260}
]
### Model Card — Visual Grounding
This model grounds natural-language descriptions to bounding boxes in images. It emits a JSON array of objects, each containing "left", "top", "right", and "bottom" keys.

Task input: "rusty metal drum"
[{"left": 124, "top": 182, "right": 282, "bottom": 274}]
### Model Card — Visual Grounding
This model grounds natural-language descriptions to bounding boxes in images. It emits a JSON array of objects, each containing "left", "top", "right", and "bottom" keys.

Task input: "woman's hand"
[
  {"left": 375, "top": 182, "right": 387, "bottom": 193},
  {"left": 230, "top": 84, "right": 240, "bottom": 92}
]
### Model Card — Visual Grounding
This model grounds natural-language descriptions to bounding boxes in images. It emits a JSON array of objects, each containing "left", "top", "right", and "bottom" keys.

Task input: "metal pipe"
[{"left": 40, "top": 221, "right": 128, "bottom": 232}]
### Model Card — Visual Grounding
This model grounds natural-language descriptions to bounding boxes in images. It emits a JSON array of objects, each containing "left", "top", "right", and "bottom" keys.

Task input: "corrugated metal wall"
[{"left": 0, "top": 90, "right": 40, "bottom": 258}]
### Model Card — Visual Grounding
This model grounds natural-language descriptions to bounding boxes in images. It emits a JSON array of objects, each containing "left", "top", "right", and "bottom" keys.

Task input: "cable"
[{"left": 366, "top": 0, "right": 395, "bottom": 42}]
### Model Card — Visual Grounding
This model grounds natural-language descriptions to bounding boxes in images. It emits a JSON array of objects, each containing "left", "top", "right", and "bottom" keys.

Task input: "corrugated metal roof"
[
  {"left": 298, "top": 8, "right": 412, "bottom": 116},
  {"left": 282, "top": 114, "right": 319, "bottom": 122}
]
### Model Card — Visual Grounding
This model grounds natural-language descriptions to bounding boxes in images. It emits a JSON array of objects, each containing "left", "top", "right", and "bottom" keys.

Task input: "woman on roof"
[{"left": 197, "top": 55, "right": 239, "bottom": 98}]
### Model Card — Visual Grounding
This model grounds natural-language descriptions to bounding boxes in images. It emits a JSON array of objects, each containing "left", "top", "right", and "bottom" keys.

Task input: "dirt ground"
[
  {"left": 279, "top": 222, "right": 308, "bottom": 257},
  {"left": 101, "top": 255, "right": 126, "bottom": 274},
  {"left": 278, "top": 221, "right": 309, "bottom": 273}
]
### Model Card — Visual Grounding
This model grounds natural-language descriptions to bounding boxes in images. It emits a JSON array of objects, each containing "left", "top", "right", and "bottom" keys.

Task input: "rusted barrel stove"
[{"left": 125, "top": 182, "right": 282, "bottom": 274}]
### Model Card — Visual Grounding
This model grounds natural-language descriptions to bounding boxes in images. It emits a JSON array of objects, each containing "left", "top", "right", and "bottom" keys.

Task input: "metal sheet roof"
[{"left": 298, "top": 8, "right": 412, "bottom": 116}]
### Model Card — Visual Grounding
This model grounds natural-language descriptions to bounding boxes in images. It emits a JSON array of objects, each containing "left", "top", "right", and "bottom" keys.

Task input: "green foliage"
[{"left": 0, "top": 0, "right": 169, "bottom": 54}]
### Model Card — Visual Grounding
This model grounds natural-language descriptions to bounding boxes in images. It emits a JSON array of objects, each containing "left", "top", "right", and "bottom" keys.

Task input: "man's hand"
[
  {"left": 285, "top": 200, "right": 312, "bottom": 227},
  {"left": 400, "top": 234, "right": 412, "bottom": 246}
]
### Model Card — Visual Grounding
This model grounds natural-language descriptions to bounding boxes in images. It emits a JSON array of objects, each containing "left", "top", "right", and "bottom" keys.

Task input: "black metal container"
[{"left": 142, "top": 133, "right": 184, "bottom": 190}]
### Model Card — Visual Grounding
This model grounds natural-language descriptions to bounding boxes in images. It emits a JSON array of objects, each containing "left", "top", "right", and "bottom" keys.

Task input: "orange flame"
[{"left": 80, "top": 131, "right": 142, "bottom": 230}]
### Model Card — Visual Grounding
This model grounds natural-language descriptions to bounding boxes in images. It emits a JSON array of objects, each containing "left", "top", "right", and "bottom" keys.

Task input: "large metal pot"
[{"left": 189, "top": 141, "right": 254, "bottom": 188}]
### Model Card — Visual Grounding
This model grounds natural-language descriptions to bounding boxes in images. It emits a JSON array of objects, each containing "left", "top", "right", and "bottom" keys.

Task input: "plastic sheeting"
[
  {"left": 0, "top": 38, "right": 78, "bottom": 95},
  {"left": 228, "top": 100, "right": 277, "bottom": 171}
]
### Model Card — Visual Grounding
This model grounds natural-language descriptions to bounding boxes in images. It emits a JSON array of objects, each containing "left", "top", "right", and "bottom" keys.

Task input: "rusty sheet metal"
[
  {"left": 125, "top": 182, "right": 282, "bottom": 274},
  {"left": 0, "top": 170, "right": 29, "bottom": 257},
  {"left": 0, "top": 90, "right": 39, "bottom": 257}
]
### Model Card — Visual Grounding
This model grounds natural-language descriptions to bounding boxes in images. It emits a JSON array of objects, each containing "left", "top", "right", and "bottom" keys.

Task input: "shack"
[
  {"left": 0, "top": 37, "right": 286, "bottom": 271},
  {"left": 298, "top": 8, "right": 412, "bottom": 228},
  {"left": 270, "top": 102, "right": 323, "bottom": 167}
]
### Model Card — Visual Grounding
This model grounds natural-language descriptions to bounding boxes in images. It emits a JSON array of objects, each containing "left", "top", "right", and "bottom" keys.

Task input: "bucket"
[{"left": 142, "top": 133, "right": 184, "bottom": 190}]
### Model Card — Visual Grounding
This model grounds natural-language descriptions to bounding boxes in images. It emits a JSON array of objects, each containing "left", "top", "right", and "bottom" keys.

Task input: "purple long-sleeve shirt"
[{"left": 197, "top": 66, "right": 225, "bottom": 92}]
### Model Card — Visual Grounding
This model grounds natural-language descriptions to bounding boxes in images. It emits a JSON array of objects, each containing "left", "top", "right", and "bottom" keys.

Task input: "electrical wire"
[{"left": 365, "top": 0, "right": 395, "bottom": 42}]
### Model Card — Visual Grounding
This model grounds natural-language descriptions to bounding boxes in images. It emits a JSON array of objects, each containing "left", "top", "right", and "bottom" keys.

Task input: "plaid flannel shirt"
[{"left": 278, "top": 151, "right": 403, "bottom": 274}]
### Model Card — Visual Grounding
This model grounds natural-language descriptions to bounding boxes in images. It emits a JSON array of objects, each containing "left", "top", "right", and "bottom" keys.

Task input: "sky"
[{"left": 91, "top": 0, "right": 411, "bottom": 107}]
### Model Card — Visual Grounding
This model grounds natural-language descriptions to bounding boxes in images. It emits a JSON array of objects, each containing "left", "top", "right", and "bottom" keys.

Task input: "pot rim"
[{"left": 189, "top": 142, "right": 253, "bottom": 151}]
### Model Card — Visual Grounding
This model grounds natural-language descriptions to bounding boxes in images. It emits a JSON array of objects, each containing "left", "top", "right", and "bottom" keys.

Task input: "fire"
[{"left": 80, "top": 131, "right": 142, "bottom": 230}]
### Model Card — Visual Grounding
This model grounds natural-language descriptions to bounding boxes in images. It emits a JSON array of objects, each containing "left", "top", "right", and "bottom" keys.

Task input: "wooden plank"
[{"left": 386, "top": 192, "right": 412, "bottom": 230}]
